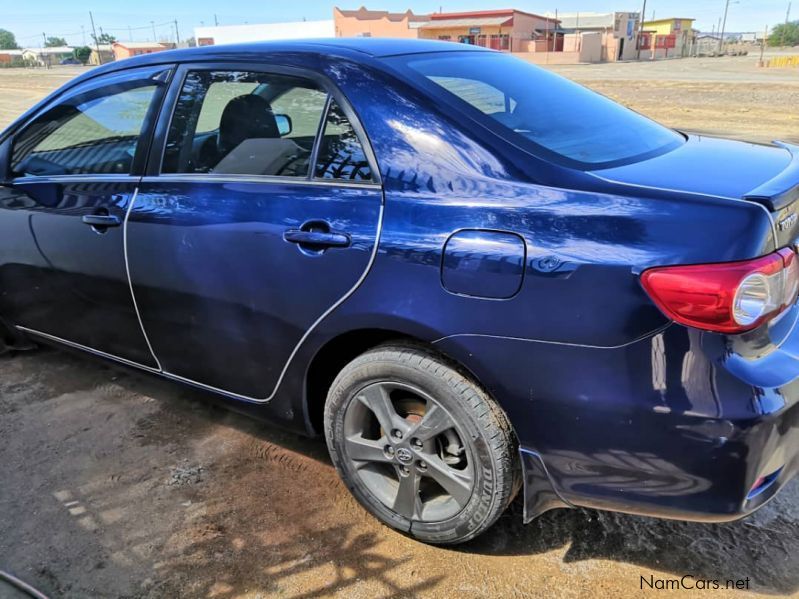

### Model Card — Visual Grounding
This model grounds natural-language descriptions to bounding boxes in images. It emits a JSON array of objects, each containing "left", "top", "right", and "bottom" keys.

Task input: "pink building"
[
  {"left": 112, "top": 42, "right": 171, "bottom": 61},
  {"left": 334, "top": 6, "right": 430, "bottom": 38},
  {"left": 417, "top": 9, "right": 561, "bottom": 52}
]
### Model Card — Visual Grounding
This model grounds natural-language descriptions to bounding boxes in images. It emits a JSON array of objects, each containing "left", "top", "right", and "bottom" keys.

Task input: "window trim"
[
  {"left": 148, "top": 61, "right": 381, "bottom": 186},
  {"left": 7, "top": 65, "right": 174, "bottom": 182}
]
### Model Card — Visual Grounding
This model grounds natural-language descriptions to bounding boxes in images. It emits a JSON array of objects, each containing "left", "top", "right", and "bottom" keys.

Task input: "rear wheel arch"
[{"left": 303, "top": 329, "right": 496, "bottom": 437}]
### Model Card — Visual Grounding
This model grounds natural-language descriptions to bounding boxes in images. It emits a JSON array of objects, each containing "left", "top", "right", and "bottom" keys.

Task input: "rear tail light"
[{"left": 640, "top": 248, "right": 799, "bottom": 334}]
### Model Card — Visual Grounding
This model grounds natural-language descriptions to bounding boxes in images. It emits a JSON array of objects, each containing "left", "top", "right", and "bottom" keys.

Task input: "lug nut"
[
  {"left": 399, "top": 465, "right": 410, "bottom": 476},
  {"left": 391, "top": 429, "right": 403, "bottom": 440},
  {"left": 417, "top": 461, "right": 427, "bottom": 470},
  {"left": 410, "top": 437, "right": 423, "bottom": 449},
  {"left": 384, "top": 445, "right": 395, "bottom": 458}
]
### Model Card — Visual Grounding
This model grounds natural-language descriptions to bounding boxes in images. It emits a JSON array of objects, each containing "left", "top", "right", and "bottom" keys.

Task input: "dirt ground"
[{"left": 1, "top": 55, "right": 799, "bottom": 599}]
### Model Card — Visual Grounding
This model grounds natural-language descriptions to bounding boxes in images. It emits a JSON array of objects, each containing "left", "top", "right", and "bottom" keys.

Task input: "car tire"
[{"left": 324, "top": 342, "right": 520, "bottom": 544}]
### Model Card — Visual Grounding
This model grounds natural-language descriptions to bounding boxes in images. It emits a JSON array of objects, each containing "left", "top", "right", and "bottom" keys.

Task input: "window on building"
[{"left": 11, "top": 82, "right": 158, "bottom": 177}]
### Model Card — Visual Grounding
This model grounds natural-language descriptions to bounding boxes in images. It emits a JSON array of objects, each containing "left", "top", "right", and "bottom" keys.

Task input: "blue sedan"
[{"left": 1, "top": 38, "right": 798, "bottom": 544}]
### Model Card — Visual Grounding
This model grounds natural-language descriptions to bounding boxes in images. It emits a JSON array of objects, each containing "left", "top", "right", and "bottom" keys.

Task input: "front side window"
[
  {"left": 162, "top": 70, "right": 328, "bottom": 178},
  {"left": 11, "top": 83, "right": 157, "bottom": 177},
  {"left": 390, "top": 52, "right": 684, "bottom": 168}
]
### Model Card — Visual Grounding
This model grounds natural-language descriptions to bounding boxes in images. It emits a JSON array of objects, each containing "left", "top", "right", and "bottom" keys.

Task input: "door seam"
[{"left": 124, "top": 187, "right": 163, "bottom": 371}]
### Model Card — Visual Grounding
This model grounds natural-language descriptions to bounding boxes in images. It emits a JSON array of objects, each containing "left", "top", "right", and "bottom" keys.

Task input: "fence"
[{"left": 764, "top": 55, "right": 799, "bottom": 68}]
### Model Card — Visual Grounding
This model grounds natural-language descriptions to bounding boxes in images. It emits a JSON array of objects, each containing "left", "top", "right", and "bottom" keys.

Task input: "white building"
[
  {"left": 548, "top": 12, "right": 641, "bottom": 61},
  {"left": 194, "top": 20, "right": 335, "bottom": 46},
  {"left": 21, "top": 46, "right": 74, "bottom": 66}
]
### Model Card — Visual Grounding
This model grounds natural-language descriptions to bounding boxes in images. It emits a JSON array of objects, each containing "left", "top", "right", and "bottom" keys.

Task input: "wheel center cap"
[{"left": 395, "top": 448, "right": 413, "bottom": 464}]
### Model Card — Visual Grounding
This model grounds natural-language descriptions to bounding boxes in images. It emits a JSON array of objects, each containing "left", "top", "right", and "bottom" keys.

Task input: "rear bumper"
[{"left": 435, "top": 305, "right": 799, "bottom": 524}]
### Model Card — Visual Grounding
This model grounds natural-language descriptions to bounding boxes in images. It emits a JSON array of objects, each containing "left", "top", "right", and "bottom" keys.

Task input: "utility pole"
[
  {"left": 41, "top": 32, "right": 47, "bottom": 47},
  {"left": 214, "top": 14, "right": 219, "bottom": 26},
  {"left": 151, "top": 21, "right": 157, "bottom": 42},
  {"left": 760, "top": 25, "right": 768, "bottom": 65},
  {"left": 554, "top": 9, "right": 558, "bottom": 52},
  {"left": 781, "top": 2, "right": 792, "bottom": 46},
  {"left": 174, "top": 19, "right": 180, "bottom": 45},
  {"left": 637, "top": 0, "right": 647, "bottom": 59},
  {"left": 718, "top": 0, "right": 731, "bottom": 54},
  {"left": 89, "top": 11, "right": 102, "bottom": 65},
  {"left": 81, "top": 25, "right": 86, "bottom": 45}
]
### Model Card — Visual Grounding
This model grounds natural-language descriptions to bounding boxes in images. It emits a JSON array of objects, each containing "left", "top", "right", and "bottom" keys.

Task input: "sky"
[{"left": 2, "top": 0, "right": 792, "bottom": 48}]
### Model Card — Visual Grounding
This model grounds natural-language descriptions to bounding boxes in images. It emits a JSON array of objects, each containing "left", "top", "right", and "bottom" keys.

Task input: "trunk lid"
[{"left": 593, "top": 135, "right": 799, "bottom": 250}]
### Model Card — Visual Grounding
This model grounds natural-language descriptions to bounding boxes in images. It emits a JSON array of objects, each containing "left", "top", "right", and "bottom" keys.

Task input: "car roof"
[
  {"left": 97, "top": 38, "right": 488, "bottom": 72},
  {"left": 58, "top": 38, "right": 491, "bottom": 93}
]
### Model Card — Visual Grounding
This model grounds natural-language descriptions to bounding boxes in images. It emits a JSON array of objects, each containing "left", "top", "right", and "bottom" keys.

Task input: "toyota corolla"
[{"left": 1, "top": 39, "right": 797, "bottom": 544}]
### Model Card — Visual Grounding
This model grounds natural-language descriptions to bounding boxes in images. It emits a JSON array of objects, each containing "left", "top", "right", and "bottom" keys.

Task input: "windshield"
[{"left": 389, "top": 51, "right": 684, "bottom": 168}]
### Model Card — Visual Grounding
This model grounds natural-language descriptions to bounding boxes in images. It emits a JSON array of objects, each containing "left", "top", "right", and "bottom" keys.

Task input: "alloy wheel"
[{"left": 342, "top": 381, "right": 475, "bottom": 522}]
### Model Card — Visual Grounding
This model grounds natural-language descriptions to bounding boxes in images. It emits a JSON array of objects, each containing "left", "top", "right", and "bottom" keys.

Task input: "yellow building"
[{"left": 641, "top": 17, "right": 696, "bottom": 57}]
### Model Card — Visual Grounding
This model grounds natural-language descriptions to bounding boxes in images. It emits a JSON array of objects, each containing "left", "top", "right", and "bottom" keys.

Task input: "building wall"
[
  {"left": 194, "top": 20, "right": 334, "bottom": 46},
  {"left": 561, "top": 32, "right": 602, "bottom": 62},
  {"left": 89, "top": 50, "right": 115, "bottom": 65},
  {"left": 641, "top": 18, "right": 695, "bottom": 58},
  {"left": 419, "top": 24, "right": 507, "bottom": 42},
  {"left": 21, "top": 50, "right": 73, "bottom": 66},
  {"left": 511, "top": 11, "right": 557, "bottom": 52},
  {"left": 333, "top": 7, "right": 423, "bottom": 38},
  {"left": 112, "top": 45, "right": 169, "bottom": 60},
  {"left": 512, "top": 51, "right": 582, "bottom": 65},
  {"left": 419, "top": 11, "right": 559, "bottom": 52}
]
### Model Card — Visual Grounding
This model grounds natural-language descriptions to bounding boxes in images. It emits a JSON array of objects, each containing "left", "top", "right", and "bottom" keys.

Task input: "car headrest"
[{"left": 218, "top": 94, "right": 280, "bottom": 154}]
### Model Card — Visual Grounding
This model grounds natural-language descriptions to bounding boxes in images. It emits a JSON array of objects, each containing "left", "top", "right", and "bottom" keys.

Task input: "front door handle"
[
  {"left": 82, "top": 214, "right": 121, "bottom": 228},
  {"left": 283, "top": 229, "right": 351, "bottom": 248}
]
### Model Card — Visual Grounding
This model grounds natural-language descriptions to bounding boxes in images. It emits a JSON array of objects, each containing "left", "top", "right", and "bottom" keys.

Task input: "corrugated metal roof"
[{"left": 420, "top": 16, "right": 513, "bottom": 29}]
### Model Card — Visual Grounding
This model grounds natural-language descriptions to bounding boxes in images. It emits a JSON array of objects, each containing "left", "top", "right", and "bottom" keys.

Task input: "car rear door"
[
  {"left": 0, "top": 65, "right": 171, "bottom": 367},
  {"left": 126, "top": 62, "right": 382, "bottom": 399}
]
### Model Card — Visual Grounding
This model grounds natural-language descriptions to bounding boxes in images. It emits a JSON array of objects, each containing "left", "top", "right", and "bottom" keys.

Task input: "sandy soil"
[
  {"left": 1, "top": 55, "right": 799, "bottom": 599},
  {"left": 1, "top": 349, "right": 797, "bottom": 599}
]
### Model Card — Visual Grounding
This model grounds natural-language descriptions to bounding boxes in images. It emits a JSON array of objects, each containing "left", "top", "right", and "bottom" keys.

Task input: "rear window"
[{"left": 389, "top": 52, "right": 684, "bottom": 168}]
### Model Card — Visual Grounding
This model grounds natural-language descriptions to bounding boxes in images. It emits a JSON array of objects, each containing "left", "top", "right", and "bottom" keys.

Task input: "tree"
[
  {"left": 45, "top": 36, "right": 67, "bottom": 47},
  {"left": 74, "top": 46, "right": 92, "bottom": 65},
  {"left": 0, "top": 29, "right": 18, "bottom": 50},
  {"left": 92, "top": 32, "right": 116, "bottom": 45},
  {"left": 769, "top": 20, "right": 799, "bottom": 46}
]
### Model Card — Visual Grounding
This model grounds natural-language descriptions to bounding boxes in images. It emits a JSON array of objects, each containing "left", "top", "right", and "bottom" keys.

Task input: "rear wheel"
[{"left": 324, "top": 342, "right": 520, "bottom": 544}]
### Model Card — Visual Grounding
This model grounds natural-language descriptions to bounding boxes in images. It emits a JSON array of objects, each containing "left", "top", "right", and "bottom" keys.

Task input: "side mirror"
[{"left": 275, "top": 114, "right": 293, "bottom": 137}]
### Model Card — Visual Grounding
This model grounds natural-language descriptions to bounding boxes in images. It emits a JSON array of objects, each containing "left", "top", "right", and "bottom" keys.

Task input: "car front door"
[
  {"left": 0, "top": 65, "right": 171, "bottom": 367},
  {"left": 126, "top": 63, "right": 382, "bottom": 399}
]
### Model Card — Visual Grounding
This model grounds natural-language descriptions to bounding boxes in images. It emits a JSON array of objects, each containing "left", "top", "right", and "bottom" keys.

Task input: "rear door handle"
[
  {"left": 82, "top": 214, "right": 121, "bottom": 228},
  {"left": 283, "top": 229, "right": 351, "bottom": 248}
]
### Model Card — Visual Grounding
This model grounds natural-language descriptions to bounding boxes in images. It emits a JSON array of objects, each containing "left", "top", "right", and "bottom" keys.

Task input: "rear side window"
[
  {"left": 162, "top": 69, "right": 374, "bottom": 183},
  {"left": 314, "top": 100, "right": 373, "bottom": 182},
  {"left": 11, "top": 84, "right": 157, "bottom": 177},
  {"left": 162, "top": 70, "right": 328, "bottom": 178}
]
